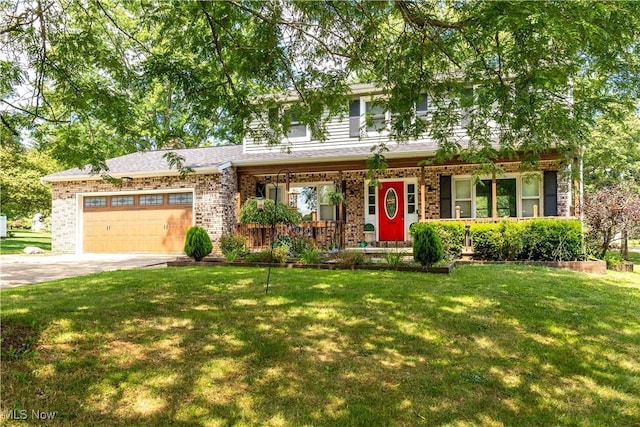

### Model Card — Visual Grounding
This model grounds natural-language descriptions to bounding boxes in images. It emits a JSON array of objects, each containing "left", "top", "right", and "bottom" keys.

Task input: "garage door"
[{"left": 82, "top": 192, "right": 193, "bottom": 253}]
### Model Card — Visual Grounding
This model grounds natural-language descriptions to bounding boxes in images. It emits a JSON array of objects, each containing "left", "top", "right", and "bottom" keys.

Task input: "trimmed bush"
[
  {"left": 411, "top": 223, "right": 444, "bottom": 267},
  {"left": 469, "top": 219, "right": 582, "bottom": 261},
  {"left": 184, "top": 226, "right": 213, "bottom": 261},
  {"left": 300, "top": 248, "right": 321, "bottom": 264},
  {"left": 431, "top": 222, "right": 465, "bottom": 260},
  {"left": 520, "top": 219, "right": 582, "bottom": 261}
]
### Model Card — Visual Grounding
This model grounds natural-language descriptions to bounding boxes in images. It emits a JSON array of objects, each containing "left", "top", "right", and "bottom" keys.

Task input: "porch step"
[{"left": 346, "top": 246, "right": 413, "bottom": 255}]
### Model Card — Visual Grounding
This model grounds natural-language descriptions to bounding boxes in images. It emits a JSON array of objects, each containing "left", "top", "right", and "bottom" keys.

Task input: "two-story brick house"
[{"left": 43, "top": 83, "right": 577, "bottom": 254}]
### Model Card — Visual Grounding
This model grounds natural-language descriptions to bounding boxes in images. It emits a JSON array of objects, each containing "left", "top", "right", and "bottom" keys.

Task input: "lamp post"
[{"left": 266, "top": 168, "right": 292, "bottom": 294}]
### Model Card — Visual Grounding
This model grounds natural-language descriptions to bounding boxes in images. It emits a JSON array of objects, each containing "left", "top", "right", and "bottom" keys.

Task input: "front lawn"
[
  {"left": 2, "top": 265, "right": 639, "bottom": 426},
  {"left": 0, "top": 230, "right": 51, "bottom": 254}
]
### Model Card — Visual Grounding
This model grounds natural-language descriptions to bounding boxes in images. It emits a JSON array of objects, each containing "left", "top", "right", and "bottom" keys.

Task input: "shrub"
[
  {"left": 220, "top": 235, "right": 247, "bottom": 257},
  {"left": 300, "top": 248, "right": 321, "bottom": 264},
  {"left": 337, "top": 250, "right": 366, "bottom": 265},
  {"left": 469, "top": 219, "right": 582, "bottom": 261},
  {"left": 384, "top": 251, "right": 405, "bottom": 267},
  {"left": 274, "top": 235, "right": 311, "bottom": 258},
  {"left": 431, "top": 222, "right": 465, "bottom": 260},
  {"left": 184, "top": 226, "right": 213, "bottom": 261},
  {"left": 272, "top": 245, "right": 290, "bottom": 263},
  {"left": 411, "top": 223, "right": 444, "bottom": 267},
  {"left": 470, "top": 223, "right": 504, "bottom": 261},
  {"left": 520, "top": 219, "right": 582, "bottom": 261},
  {"left": 238, "top": 198, "right": 302, "bottom": 225}
]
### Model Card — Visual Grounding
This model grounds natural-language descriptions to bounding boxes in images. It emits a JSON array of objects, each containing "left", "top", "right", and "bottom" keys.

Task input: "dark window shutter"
[
  {"left": 543, "top": 171, "right": 558, "bottom": 216},
  {"left": 349, "top": 99, "right": 360, "bottom": 137},
  {"left": 256, "top": 182, "right": 266, "bottom": 198},
  {"left": 439, "top": 175, "right": 452, "bottom": 218}
]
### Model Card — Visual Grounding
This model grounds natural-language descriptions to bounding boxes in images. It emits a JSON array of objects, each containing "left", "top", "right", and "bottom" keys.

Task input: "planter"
[
  {"left": 167, "top": 257, "right": 455, "bottom": 274},
  {"left": 610, "top": 262, "right": 634, "bottom": 272},
  {"left": 364, "top": 231, "right": 375, "bottom": 245}
]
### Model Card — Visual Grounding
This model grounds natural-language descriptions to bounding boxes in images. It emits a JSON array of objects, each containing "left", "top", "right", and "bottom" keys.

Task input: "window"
[
  {"left": 521, "top": 176, "right": 541, "bottom": 217},
  {"left": 460, "top": 87, "right": 474, "bottom": 127},
  {"left": 416, "top": 95, "right": 428, "bottom": 120},
  {"left": 453, "top": 179, "right": 472, "bottom": 218},
  {"left": 368, "top": 185, "right": 376, "bottom": 215},
  {"left": 365, "top": 101, "right": 386, "bottom": 133},
  {"left": 267, "top": 186, "right": 286, "bottom": 204},
  {"left": 84, "top": 196, "right": 106, "bottom": 208},
  {"left": 111, "top": 195, "right": 134, "bottom": 207},
  {"left": 451, "top": 175, "right": 541, "bottom": 219},
  {"left": 139, "top": 194, "right": 164, "bottom": 206},
  {"left": 286, "top": 114, "right": 307, "bottom": 139},
  {"left": 318, "top": 184, "right": 336, "bottom": 220},
  {"left": 407, "top": 183, "right": 416, "bottom": 214},
  {"left": 168, "top": 193, "right": 193, "bottom": 205}
]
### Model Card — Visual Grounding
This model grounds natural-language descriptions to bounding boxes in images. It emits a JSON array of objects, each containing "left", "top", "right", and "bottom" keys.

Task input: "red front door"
[{"left": 378, "top": 181, "right": 405, "bottom": 241}]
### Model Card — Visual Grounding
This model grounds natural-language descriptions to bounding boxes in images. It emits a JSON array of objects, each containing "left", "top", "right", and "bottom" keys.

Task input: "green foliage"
[
  {"left": 245, "top": 250, "right": 273, "bottom": 263},
  {"left": 238, "top": 199, "right": 302, "bottom": 226},
  {"left": 300, "top": 248, "right": 321, "bottom": 265},
  {"left": 470, "top": 219, "right": 582, "bottom": 261},
  {"left": 411, "top": 223, "right": 444, "bottom": 267},
  {"left": 220, "top": 235, "right": 247, "bottom": 257},
  {"left": 184, "top": 226, "right": 213, "bottom": 261},
  {"left": 0, "top": 145, "right": 60, "bottom": 218},
  {"left": 336, "top": 251, "right": 367, "bottom": 266},
  {"left": 604, "top": 253, "right": 625, "bottom": 270},
  {"left": 272, "top": 245, "right": 290, "bottom": 263},
  {"left": 384, "top": 251, "right": 405, "bottom": 267},
  {"left": 431, "top": 222, "right": 465, "bottom": 260},
  {"left": 273, "top": 235, "right": 311, "bottom": 258}
]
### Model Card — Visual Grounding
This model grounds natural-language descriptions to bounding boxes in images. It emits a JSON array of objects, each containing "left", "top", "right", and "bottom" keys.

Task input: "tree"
[
  {"left": 584, "top": 113, "right": 640, "bottom": 192},
  {"left": 0, "top": 141, "right": 61, "bottom": 218},
  {"left": 584, "top": 184, "right": 640, "bottom": 259},
  {"left": 2, "top": 1, "right": 639, "bottom": 170}
]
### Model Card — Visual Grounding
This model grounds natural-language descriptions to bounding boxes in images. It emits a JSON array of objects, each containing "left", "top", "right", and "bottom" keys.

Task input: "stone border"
[
  {"left": 167, "top": 258, "right": 455, "bottom": 274},
  {"left": 456, "top": 260, "right": 607, "bottom": 274}
]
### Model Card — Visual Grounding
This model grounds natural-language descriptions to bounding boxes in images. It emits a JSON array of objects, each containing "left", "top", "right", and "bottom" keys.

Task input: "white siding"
[{"left": 243, "top": 106, "right": 475, "bottom": 154}]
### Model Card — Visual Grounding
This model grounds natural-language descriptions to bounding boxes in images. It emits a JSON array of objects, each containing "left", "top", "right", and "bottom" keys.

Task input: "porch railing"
[{"left": 237, "top": 221, "right": 345, "bottom": 250}]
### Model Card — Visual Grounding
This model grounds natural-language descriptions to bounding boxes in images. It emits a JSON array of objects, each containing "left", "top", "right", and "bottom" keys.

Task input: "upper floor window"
[
  {"left": 268, "top": 106, "right": 309, "bottom": 141},
  {"left": 460, "top": 87, "right": 474, "bottom": 127},
  {"left": 365, "top": 101, "right": 387, "bottom": 133}
]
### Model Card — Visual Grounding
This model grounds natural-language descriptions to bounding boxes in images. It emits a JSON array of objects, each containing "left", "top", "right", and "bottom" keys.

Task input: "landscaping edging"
[
  {"left": 168, "top": 258, "right": 455, "bottom": 274},
  {"left": 455, "top": 260, "right": 607, "bottom": 274}
]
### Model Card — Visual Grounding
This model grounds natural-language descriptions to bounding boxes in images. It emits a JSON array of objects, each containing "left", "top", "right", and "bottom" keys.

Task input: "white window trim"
[
  {"left": 451, "top": 173, "right": 544, "bottom": 219},
  {"left": 360, "top": 97, "right": 390, "bottom": 136}
]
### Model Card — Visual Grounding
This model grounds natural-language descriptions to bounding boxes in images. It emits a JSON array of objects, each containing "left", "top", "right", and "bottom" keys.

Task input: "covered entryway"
[{"left": 82, "top": 192, "right": 193, "bottom": 253}]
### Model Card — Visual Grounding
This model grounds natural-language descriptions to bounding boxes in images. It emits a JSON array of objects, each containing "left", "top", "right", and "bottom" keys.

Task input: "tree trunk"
[{"left": 622, "top": 229, "right": 629, "bottom": 260}]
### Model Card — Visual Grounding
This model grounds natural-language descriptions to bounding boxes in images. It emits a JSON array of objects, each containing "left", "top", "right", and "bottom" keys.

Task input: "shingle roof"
[{"left": 43, "top": 141, "right": 440, "bottom": 182}]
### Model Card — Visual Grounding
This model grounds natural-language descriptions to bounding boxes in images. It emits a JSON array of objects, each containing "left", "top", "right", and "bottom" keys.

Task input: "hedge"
[
  {"left": 469, "top": 219, "right": 582, "bottom": 261},
  {"left": 430, "top": 222, "right": 466, "bottom": 260}
]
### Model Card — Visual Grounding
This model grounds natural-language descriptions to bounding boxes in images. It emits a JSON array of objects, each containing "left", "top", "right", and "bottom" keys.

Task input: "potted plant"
[
  {"left": 327, "top": 188, "right": 345, "bottom": 206},
  {"left": 364, "top": 223, "right": 375, "bottom": 245}
]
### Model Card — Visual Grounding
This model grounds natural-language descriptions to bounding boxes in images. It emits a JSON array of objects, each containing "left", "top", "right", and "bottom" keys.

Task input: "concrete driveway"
[{"left": 0, "top": 254, "right": 177, "bottom": 289}]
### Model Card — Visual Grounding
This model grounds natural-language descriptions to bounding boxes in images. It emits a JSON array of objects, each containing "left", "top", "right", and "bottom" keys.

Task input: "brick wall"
[{"left": 238, "top": 160, "right": 569, "bottom": 247}]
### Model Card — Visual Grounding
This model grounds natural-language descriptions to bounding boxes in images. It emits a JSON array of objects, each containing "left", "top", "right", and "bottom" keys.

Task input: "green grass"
[
  {"left": 0, "top": 230, "right": 52, "bottom": 254},
  {"left": 2, "top": 265, "right": 639, "bottom": 426}
]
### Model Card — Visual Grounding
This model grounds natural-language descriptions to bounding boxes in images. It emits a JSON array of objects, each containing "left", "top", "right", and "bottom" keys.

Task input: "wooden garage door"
[{"left": 83, "top": 193, "right": 193, "bottom": 253}]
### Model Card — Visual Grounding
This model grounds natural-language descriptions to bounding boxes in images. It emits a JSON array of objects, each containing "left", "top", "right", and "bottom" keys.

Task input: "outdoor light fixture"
[
  {"left": 256, "top": 197, "right": 265, "bottom": 211},
  {"left": 288, "top": 188, "right": 299, "bottom": 209}
]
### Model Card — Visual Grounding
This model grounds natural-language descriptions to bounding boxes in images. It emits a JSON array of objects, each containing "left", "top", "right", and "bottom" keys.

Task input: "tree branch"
[
  {"left": 1, "top": 99, "right": 70, "bottom": 124},
  {"left": 395, "top": 0, "right": 468, "bottom": 30},
  {"left": 199, "top": 2, "right": 238, "bottom": 100}
]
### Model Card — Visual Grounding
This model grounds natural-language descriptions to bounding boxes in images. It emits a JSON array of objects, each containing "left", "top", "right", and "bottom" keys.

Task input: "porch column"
[
  {"left": 491, "top": 172, "right": 498, "bottom": 219},
  {"left": 420, "top": 166, "right": 426, "bottom": 221},
  {"left": 337, "top": 171, "right": 344, "bottom": 221}
]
